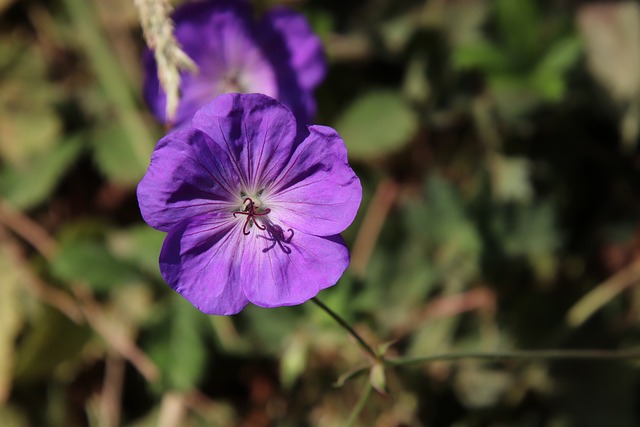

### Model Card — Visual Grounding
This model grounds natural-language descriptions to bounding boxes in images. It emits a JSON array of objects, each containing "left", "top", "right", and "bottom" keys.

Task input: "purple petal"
[
  {"left": 266, "top": 125, "right": 361, "bottom": 236},
  {"left": 192, "top": 93, "right": 299, "bottom": 191},
  {"left": 241, "top": 230, "right": 349, "bottom": 307},
  {"left": 160, "top": 213, "right": 249, "bottom": 315},
  {"left": 137, "top": 128, "right": 242, "bottom": 232},
  {"left": 258, "top": 8, "right": 327, "bottom": 122}
]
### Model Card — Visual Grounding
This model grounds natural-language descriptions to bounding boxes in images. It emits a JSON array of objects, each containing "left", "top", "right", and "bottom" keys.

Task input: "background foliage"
[{"left": 1, "top": 0, "right": 640, "bottom": 425}]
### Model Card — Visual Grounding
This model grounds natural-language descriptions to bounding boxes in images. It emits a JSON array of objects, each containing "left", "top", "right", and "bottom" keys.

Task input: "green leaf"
[
  {"left": 0, "top": 405, "right": 28, "bottom": 427},
  {"left": 145, "top": 295, "right": 208, "bottom": 392},
  {"left": 51, "top": 237, "right": 141, "bottom": 291},
  {"left": 14, "top": 307, "right": 91, "bottom": 382},
  {"left": 495, "top": 0, "right": 541, "bottom": 60},
  {"left": 452, "top": 40, "right": 510, "bottom": 73},
  {"left": 413, "top": 173, "right": 482, "bottom": 281},
  {"left": 529, "top": 36, "right": 582, "bottom": 101},
  {"left": 109, "top": 225, "right": 165, "bottom": 279},
  {"left": 0, "top": 134, "right": 84, "bottom": 210},
  {"left": 535, "top": 36, "right": 582, "bottom": 76},
  {"left": 334, "top": 90, "right": 417, "bottom": 159},
  {"left": 489, "top": 154, "right": 533, "bottom": 203},
  {"left": 91, "top": 124, "right": 149, "bottom": 186},
  {"left": 280, "top": 333, "right": 309, "bottom": 390},
  {"left": 0, "top": 40, "right": 62, "bottom": 166}
]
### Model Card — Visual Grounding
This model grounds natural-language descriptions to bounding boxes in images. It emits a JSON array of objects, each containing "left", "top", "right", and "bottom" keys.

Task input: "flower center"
[
  {"left": 222, "top": 72, "right": 246, "bottom": 93},
  {"left": 232, "top": 197, "right": 270, "bottom": 235}
]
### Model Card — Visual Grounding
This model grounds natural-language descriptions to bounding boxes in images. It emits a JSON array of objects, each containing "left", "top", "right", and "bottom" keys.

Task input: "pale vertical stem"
[
  {"left": 158, "top": 392, "right": 187, "bottom": 427},
  {"left": 99, "top": 353, "right": 125, "bottom": 427}
]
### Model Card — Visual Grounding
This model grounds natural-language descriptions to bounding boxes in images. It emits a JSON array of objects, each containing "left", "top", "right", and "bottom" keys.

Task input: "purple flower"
[
  {"left": 144, "top": 0, "right": 326, "bottom": 127},
  {"left": 137, "top": 93, "right": 361, "bottom": 315}
]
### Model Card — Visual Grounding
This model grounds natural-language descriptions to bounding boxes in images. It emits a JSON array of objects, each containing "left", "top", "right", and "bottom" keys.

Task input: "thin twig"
[
  {"left": 72, "top": 285, "right": 160, "bottom": 382},
  {"left": 385, "top": 349, "right": 640, "bottom": 367},
  {"left": 0, "top": 225, "right": 83, "bottom": 323},
  {"left": 567, "top": 258, "right": 640, "bottom": 327},
  {"left": 0, "top": 200, "right": 58, "bottom": 259},
  {"left": 0, "top": 199, "right": 159, "bottom": 382},
  {"left": 311, "top": 297, "right": 378, "bottom": 361}
]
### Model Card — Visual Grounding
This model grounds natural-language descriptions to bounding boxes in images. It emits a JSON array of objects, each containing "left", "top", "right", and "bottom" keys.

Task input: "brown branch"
[
  {"left": 0, "top": 226, "right": 83, "bottom": 323},
  {"left": 350, "top": 179, "right": 399, "bottom": 278},
  {"left": 0, "top": 200, "right": 58, "bottom": 259},
  {"left": 71, "top": 285, "right": 160, "bottom": 382},
  {"left": 0, "top": 198, "right": 159, "bottom": 382}
]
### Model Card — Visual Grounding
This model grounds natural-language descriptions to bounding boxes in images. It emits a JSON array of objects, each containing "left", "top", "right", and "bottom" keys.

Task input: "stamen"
[{"left": 232, "top": 197, "right": 270, "bottom": 235}]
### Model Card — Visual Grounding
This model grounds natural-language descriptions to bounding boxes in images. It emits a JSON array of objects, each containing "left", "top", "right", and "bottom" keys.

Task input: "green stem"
[
  {"left": 346, "top": 380, "right": 372, "bottom": 427},
  {"left": 311, "top": 297, "right": 378, "bottom": 361},
  {"left": 386, "top": 349, "right": 640, "bottom": 367}
]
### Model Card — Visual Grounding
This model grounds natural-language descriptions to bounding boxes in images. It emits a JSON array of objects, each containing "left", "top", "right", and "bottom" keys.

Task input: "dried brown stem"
[
  {"left": 0, "top": 198, "right": 159, "bottom": 382},
  {"left": 0, "top": 200, "right": 58, "bottom": 259},
  {"left": 72, "top": 285, "right": 159, "bottom": 382},
  {"left": 98, "top": 353, "right": 125, "bottom": 427},
  {"left": 350, "top": 179, "right": 399, "bottom": 278}
]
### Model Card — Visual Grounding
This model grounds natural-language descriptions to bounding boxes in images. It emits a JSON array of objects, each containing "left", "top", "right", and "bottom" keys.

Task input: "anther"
[{"left": 232, "top": 197, "right": 271, "bottom": 235}]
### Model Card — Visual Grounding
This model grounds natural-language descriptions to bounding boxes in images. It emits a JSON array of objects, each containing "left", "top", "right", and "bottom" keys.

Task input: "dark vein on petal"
[
  {"left": 244, "top": 121, "right": 252, "bottom": 188},
  {"left": 181, "top": 153, "right": 237, "bottom": 199},
  {"left": 200, "top": 136, "right": 240, "bottom": 197},
  {"left": 268, "top": 142, "right": 309, "bottom": 193},
  {"left": 217, "top": 117, "right": 248, "bottom": 189}
]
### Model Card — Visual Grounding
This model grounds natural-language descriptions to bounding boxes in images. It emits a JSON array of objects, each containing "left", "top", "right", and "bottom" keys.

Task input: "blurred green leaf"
[
  {"left": 243, "top": 305, "right": 300, "bottom": 354},
  {"left": 452, "top": 40, "right": 510, "bottom": 72},
  {"left": 530, "top": 36, "right": 582, "bottom": 101},
  {"left": 14, "top": 307, "right": 91, "bottom": 382},
  {"left": 91, "top": 124, "right": 149, "bottom": 186},
  {"left": 335, "top": 90, "right": 417, "bottom": 159},
  {"left": 454, "top": 362, "right": 513, "bottom": 408},
  {"left": 491, "top": 202, "right": 559, "bottom": 281},
  {"left": 495, "top": 0, "right": 540, "bottom": 61},
  {"left": 0, "top": 134, "right": 84, "bottom": 210},
  {"left": 535, "top": 36, "right": 582, "bottom": 77},
  {"left": 145, "top": 295, "right": 208, "bottom": 392},
  {"left": 0, "top": 41, "right": 62, "bottom": 166},
  {"left": 0, "top": 405, "right": 28, "bottom": 427},
  {"left": 280, "top": 333, "right": 308, "bottom": 389},
  {"left": 109, "top": 225, "right": 165, "bottom": 279},
  {"left": 489, "top": 154, "right": 533, "bottom": 203},
  {"left": 51, "top": 237, "right": 141, "bottom": 291}
]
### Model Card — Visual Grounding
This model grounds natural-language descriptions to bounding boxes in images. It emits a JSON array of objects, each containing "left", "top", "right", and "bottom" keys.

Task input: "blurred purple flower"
[
  {"left": 143, "top": 0, "right": 326, "bottom": 127},
  {"left": 137, "top": 93, "right": 361, "bottom": 315}
]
